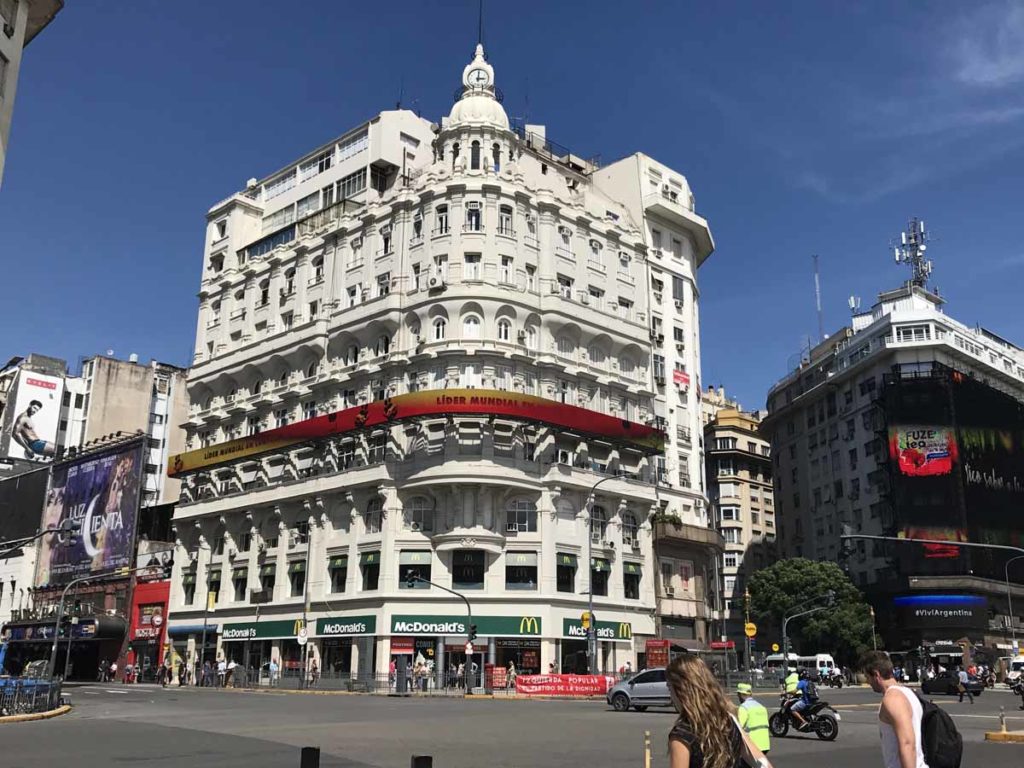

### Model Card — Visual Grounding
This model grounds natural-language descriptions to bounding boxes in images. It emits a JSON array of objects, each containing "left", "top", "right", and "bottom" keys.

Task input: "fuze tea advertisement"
[
  {"left": 34, "top": 442, "right": 144, "bottom": 587},
  {"left": 889, "top": 426, "right": 957, "bottom": 477}
]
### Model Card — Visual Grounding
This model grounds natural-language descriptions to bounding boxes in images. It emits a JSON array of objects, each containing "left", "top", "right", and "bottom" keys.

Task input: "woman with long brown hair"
[{"left": 666, "top": 655, "right": 772, "bottom": 768}]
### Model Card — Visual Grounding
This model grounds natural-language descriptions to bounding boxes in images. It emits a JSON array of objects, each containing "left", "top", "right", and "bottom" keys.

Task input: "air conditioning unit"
[
  {"left": 654, "top": 375, "right": 666, "bottom": 386},
  {"left": 674, "top": 300, "right": 684, "bottom": 309},
  {"left": 549, "top": 283, "right": 561, "bottom": 294},
  {"left": 557, "top": 449, "right": 572, "bottom": 465},
  {"left": 410, "top": 521, "right": 421, "bottom": 532},
  {"left": 517, "top": 330, "right": 527, "bottom": 342},
  {"left": 580, "top": 293, "right": 590, "bottom": 305},
  {"left": 427, "top": 274, "right": 446, "bottom": 290},
  {"left": 665, "top": 586, "right": 675, "bottom": 596},
  {"left": 227, "top": 546, "right": 238, "bottom": 560},
  {"left": 675, "top": 343, "right": 685, "bottom": 352}
]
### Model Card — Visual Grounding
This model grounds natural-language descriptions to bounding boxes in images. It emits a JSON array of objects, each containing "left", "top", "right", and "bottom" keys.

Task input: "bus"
[{"left": 764, "top": 653, "right": 837, "bottom": 681}]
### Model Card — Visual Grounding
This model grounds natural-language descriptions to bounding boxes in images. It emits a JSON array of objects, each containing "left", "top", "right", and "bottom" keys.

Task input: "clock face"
[{"left": 468, "top": 68, "right": 490, "bottom": 87}]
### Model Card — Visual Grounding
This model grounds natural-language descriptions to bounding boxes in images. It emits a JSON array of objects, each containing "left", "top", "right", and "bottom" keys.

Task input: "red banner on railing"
[{"left": 514, "top": 674, "right": 616, "bottom": 696}]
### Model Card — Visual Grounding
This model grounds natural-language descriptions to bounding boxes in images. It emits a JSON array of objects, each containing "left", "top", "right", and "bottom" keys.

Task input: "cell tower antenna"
[
  {"left": 892, "top": 217, "right": 932, "bottom": 289},
  {"left": 813, "top": 255, "right": 824, "bottom": 343}
]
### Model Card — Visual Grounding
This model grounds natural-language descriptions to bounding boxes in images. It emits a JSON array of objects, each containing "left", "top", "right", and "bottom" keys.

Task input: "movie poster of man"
[{"left": 34, "top": 442, "right": 144, "bottom": 587}]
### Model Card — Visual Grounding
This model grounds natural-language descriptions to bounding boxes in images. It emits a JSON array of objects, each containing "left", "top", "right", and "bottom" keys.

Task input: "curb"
[
  {"left": 195, "top": 686, "right": 609, "bottom": 702},
  {"left": 0, "top": 705, "right": 72, "bottom": 724},
  {"left": 985, "top": 731, "right": 1024, "bottom": 743}
]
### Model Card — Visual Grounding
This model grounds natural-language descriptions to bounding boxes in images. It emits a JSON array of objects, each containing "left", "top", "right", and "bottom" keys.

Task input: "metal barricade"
[{"left": 0, "top": 679, "right": 64, "bottom": 716}]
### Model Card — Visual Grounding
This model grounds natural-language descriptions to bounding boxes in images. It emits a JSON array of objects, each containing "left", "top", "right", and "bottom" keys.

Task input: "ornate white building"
[{"left": 166, "top": 44, "right": 716, "bottom": 681}]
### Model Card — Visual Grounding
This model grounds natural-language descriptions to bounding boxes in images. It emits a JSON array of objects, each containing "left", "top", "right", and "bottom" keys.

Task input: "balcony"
[{"left": 654, "top": 521, "right": 725, "bottom": 551}]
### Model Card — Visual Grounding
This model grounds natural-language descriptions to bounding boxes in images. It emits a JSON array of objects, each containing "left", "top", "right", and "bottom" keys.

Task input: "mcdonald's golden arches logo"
[
  {"left": 293, "top": 618, "right": 305, "bottom": 635},
  {"left": 519, "top": 616, "right": 540, "bottom": 635},
  {"left": 618, "top": 622, "right": 632, "bottom": 639}
]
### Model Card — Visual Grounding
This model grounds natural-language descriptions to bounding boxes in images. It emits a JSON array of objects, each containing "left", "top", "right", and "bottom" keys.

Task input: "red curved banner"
[{"left": 170, "top": 388, "right": 665, "bottom": 477}]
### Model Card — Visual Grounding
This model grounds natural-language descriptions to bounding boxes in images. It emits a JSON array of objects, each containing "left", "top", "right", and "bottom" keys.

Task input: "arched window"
[
  {"left": 498, "top": 205, "right": 513, "bottom": 235},
  {"left": 492, "top": 143, "right": 501, "bottom": 172},
  {"left": 556, "top": 336, "right": 575, "bottom": 357},
  {"left": 451, "top": 143, "right": 460, "bottom": 168},
  {"left": 590, "top": 505, "right": 608, "bottom": 544},
  {"left": 345, "top": 344, "right": 359, "bottom": 366},
  {"left": 588, "top": 345, "right": 606, "bottom": 364},
  {"left": 525, "top": 326, "right": 537, "bottom": 350},
  {"left": 408, "top": 496, "right": 434, "bottom": 533},
  {"left": 620, "top": 356, "right": 636, "bottom": 378},
  {"left": 435, "top": 204, "right": 449, "bottom": 235},
  {"left": 252, "top": 379, "right": 262, "bottom": 395},
  {"left": 506, "top": 498, "right": 537, "bottom": 533},
  {"left": 433, "top": 318, "right": 447, "bottom": 341},
  {"left": 305, "top": 361, "right": 318, "bottom": 378},
  {"left": 462, "top": 316, "right": 480, "bottom": 339},
  {"left": 312, "top": 256, "right": 324, "bottom": 282},
  {"left": 259, "top": 279, "right": 270, "bottom": 307},
  {"left": 621, "top": 512, "right": 638, "bottom": 547},
  {"left": 365, "top": 498, "right": 383, "bottom": 534},
  {"left": 497, "top": 319, "right": 511, "bottom": 342},
  {"left": 470, "top": 140, "right": 481, "bottom": 170},
  {"left": 376, "top": 335, "right": 391, "bottom": 356},
  {"left": 284, "top": 268, "right": 296, "bottom": 295}
]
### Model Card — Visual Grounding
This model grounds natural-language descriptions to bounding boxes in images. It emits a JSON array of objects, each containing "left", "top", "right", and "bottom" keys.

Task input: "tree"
[{"left": 747, "top": 558, "right": 878, "bottom": 665}]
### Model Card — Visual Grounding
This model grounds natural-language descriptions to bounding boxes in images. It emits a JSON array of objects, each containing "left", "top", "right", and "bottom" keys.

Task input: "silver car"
[{"left": 606, "top": 668, "right": 670, "bottom": 712}]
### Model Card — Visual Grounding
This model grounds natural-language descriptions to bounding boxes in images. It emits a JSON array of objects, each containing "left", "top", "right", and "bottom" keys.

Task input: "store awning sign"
[
  {"left": 390, "top": 614, "right": 542, "bottom": 636},
  {"left": 563, "top": 618, "right": 632, "bottom": 643}
]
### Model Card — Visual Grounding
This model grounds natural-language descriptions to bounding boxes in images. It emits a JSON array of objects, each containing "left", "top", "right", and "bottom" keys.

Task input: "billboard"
[
  {"left": 889, "top": 426, "right": 957, "bottom": 476},
  {"left": 169, "top": 388, "right": 666, "bottom": 477},
  {"left": 900, "top": 527, "right": 967, "bottom": 559},
  {"left": 34, "top": 442, "right": 144, "bottom": 587},
  {"left": 0, "top": 466, "right": 49, "bottom": 540},
  {"left": 892, "top": 594, "right": 987, "bottom": 630},
  {"left": 0, "top": 370, "right": 64, "bottom": 462},
  {"left": 135, "top": 540, "right": 174, "bottom": 582}
]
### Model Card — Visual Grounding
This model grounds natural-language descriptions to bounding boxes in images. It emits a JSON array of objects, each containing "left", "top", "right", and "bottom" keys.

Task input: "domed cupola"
[{"left": 447, "top": 43, "right": 510, "bottom": 131}]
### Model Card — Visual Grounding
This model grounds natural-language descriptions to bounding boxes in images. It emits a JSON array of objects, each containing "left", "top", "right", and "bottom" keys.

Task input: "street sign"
[
  {"left": 744, "top": 622, "right": 757, "bottom": 638},
  {"left": 153, "top": 614, "right": 163, "bottom": 627},
  {"left": 581, "top": 611, "right": 591, "bottom": 630},
  {"left": 297, "top": 627, "right": 308, "bottom": 646},
  {"left": 771, "top": 643, "right": 780, "bottom": 652}
]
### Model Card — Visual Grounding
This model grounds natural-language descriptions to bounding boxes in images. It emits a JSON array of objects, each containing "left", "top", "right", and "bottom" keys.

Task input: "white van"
[{"left": 1007, "top": 656, "right": 1024, "bottom": 683}]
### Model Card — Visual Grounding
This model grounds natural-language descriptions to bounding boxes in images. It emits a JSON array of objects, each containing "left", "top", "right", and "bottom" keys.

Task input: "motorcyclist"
[
  {"left": 788, "top": 670, "right": 817, "bottom": 731},
  {"left": 784, "top": 667, "right": 799, "bottom": 694}
]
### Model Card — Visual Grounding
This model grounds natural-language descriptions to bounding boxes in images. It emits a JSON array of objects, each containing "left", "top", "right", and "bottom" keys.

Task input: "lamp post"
[
  {"left": 780, "top": 591, "right": 835, "bottom": 681},
  {"left": 1004, "top": 555, "right": 1024, "bottom": 648},
  {"left": 584, "top": 475, "right": 623, "bottom": 675},
  {"left": 870, "top": 606, "right": 878, "bottom": 651},
  {"left": 744, "top": 588, "right": 752, "bottom": 674},
  {"left": 196, "top": 540, "right": 213, "bottom": 684}
]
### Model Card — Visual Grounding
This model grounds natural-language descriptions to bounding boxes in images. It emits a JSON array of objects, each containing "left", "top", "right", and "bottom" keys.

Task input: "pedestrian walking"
[
  {"left": 217, "top": 658, "right": 227, "bottom": 687},
  {"left": 956, "top": 667, "right": 974, "bottom": 704},
  {"left": 200, "top": 660, "right": 211, "bottom": 687},
  {"left": 507, "top": 660, "right": 517, "bottom": 690},
  {"left": 269, "top": 657, "right": 279, "bottom": 688},
  {"left": 309, "top": 658, "right": 319, "bottom": 688},
  {"left": 859, "top": 650, "right": 929, "bottom": 768},
  {"left": 226, "top": 659, "right": 237, "bottom": 687},
  {"left": 98, "top": 659, "right": 108, "bottom": 683},
  {"left": 665, "top": 655, "right": 771, "bottom": 768},
  {"left": 109, "top": 660, "right": 118, "bottom": 682},
  {"left": 457, "top": 662, "right": 465, "bottom": 688},
  {"left": 736, "top": 683, "right": 771, "bottom": 756}
]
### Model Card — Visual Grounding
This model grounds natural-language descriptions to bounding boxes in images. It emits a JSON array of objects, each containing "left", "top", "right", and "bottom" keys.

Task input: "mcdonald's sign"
[
  {"left": 563, "top": 617, "right": 633, "bottom": 643},
  {"left": 519, "top": 616, "right": 540, "bottom": 635},
  {"left": 293, "top": 618, "right": 305, "bottom": 636}
]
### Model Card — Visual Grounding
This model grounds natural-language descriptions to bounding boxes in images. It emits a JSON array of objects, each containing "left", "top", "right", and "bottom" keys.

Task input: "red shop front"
[{"left": 127, "top": 581, "right": 170, "bottom": 682}]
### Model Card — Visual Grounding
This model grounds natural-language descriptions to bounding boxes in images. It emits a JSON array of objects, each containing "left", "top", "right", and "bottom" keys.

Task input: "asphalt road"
[{"left": 2, "top": 684, "right": 1022, "bottom": 767}]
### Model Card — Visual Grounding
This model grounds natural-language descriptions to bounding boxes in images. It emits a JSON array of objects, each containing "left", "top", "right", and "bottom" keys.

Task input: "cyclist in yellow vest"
[
  {"left": 736, "top": 683, "right": 771, "bottom": 754},
  {"left": 784, "top": 668, "right": 799, "bottom": 694}
]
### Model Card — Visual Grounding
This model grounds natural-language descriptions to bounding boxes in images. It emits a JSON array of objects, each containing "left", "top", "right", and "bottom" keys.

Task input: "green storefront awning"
[
  {"left": 399, "top": 551, "right": 431, "bottom": 565},
  {"left": 557, "top": 553, "right": 578, "bottom": 568},
  {"left": 288, "top": 561, "right": 306, "bottom": 573},
  {"left": 328, "top": 556, "right": 348, "bottom": 569},
  {"left": 591, "top": 558, "right": 611, "bottom": 573},
  {"left": 506, "top": 552, "right": 538, "bottom": 567},
  {"left": 259, "top": 564, "right": 276, "bottom": 576},
  {"left": 623, "top": 562, "right": 642, "bottom": 575},
  {"left": 360, "top": 551, "right": 380, "bottom": 566}
]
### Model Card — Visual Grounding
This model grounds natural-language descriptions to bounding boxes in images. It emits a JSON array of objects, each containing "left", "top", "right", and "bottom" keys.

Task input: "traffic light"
[
  {"left": 406, "top": 570, "right": 416, "bottom": 589},
  {"left": 468, "top": 624, "right": 478, "bottom": 643}
]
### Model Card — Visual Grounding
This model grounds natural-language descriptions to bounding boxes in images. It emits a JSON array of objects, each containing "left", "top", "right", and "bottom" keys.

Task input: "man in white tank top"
[{"left": 859, "top": 650, "right": 929, "bottom": 768}]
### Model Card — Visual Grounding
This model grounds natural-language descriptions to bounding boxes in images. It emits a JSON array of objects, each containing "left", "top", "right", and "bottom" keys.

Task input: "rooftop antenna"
[
  {"left": 892, "top": 217, "right": 932, "bottom": 289},
  {"left": 848, "top": 295, "right": 861, "bottom": 314},
  {"left": 396, "top": 75, "right": 404, "bottom": 110},
  {"left": 478, "top": 0, "right": 484, "bottom": 47},
  {"left": 813, "top": 254, "right": 824, "bottom": 343}
]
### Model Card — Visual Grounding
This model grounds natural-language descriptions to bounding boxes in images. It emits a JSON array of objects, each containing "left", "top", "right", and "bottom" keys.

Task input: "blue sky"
[{"left": 3, "top": 1, "right": 1023, "bottom": 409}]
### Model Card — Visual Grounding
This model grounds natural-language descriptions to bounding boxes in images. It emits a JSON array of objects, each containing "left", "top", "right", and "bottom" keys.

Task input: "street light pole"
[
  {"left": 407, "top": 574, "right": 473, "bottom": 694},
  {"left": 780, "top": 591, "right": 835, "bottom": 682},
  {"left": 47, "top": 573, "right": 97, "bottom": 684},
  {"left": 585, "top": 475, "right": 619, "bottom": 675},
  {"left": 870, "top": 606, "right": 878, "bottom": 651},
  {"left": 196, "top": 540, "right": 213, "bottom": 685},
  {"left": 1004, "top": 555, "right": 1024, "bottom": 647}
]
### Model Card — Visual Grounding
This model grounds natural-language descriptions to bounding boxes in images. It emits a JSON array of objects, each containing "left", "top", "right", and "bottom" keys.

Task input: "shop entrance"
[
  {"left": 495, "top": 639, "right": 541, "bottom": 675},
  {"left": 561, "top": 639, "right": 588, "bottom": 674},
  {"left": 320, "top": 638, "right": 353, "bottom": 680}
]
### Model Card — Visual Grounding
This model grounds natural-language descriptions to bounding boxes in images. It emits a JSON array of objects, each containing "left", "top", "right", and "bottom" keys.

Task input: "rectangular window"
[
  {"left": 289, "top": 562, "right": 306, "bottom": 597},
  {"left": 672, "top": 276, "right": 685, "bottom": 302},
  {"left": 591, "top": 560, "right": 610, "bottom": 597},
  {"left": 724, "top": 554, "right": 738, "bottom": 568},
  {"left": 464, "top": 253, "right": 481, "bottom": 280},
  {"left": 377, "top": 272, "right": 391, "bottom": 297},
  {"left": 721, "top": 506, "right": 741, "bottom": 521},
  {"left": 623, "top": 569, "right": 641, "bottom": 600},
  {"left": 721, "top": 528, "right": 741, "bottom": 544},
  {"left": 329, "top": 557, "right": 347, "bottom": 593},
  {"left": 264, "top": 171, "right": 296, "bottom": 201},
  {"left": 556, "top": 554, "right": 577, "bottom": 593},
  {"left": 505, "top": 552, "right": 538, "bottom": 591},
  {"left": 453, "top": 550, "right": 485, "bottom": 590},
  {"left": 296, "top": 191, "right": 320, "bottom": 218},
  {"left": 399, "top": 551, "right": 432, "bottom": 588},
  {"left": 717, "top": 458, "right": 734, "bottom": 476},
  {"left": 338, "top": 168, "right": 367, "bottom": 199}
]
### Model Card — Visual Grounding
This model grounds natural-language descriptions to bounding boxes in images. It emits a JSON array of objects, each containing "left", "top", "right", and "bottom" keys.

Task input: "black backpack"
[
  {"left": 805, "top": 680, "right": 818, "bottom": 700},
  {"left": 916, "top": 693, "right": 963, "bottom": 768}
]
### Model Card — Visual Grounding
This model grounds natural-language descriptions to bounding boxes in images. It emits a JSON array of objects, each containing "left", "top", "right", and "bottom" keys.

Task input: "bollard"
[
  {"left": 644, "top": 730, "right": 651, "bottom": 768},
  {"left": 1000, "top": 706, "right": 1006, "bottom": 733},
  {"left": 411, "top": 757, "right": 433, "bottom": 768},
  {"left": 300, "top": 746, "right": 320, "bottom": 768}
]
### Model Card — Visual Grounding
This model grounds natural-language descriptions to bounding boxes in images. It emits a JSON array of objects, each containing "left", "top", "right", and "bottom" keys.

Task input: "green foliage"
[
  {"left": 748, "top": 558, "right": 878, "bottom": 665},
  {"left": 651, "top": 511, "right": 683, "bottom": 527}
]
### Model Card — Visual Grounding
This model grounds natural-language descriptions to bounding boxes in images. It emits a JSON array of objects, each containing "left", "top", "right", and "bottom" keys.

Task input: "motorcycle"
[
  {"left": 821, "top": 671, "right": 844, "bottom": 689},
  {"left": 769, "top": 694, "right": 840, "bottom": 741}
]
